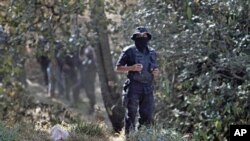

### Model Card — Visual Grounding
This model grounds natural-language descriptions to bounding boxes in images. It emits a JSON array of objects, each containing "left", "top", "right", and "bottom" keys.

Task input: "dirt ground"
[
  {"left": 24, "top": 58, "right": 125, "bottom": 140},
  {"left": 26, "top": 58, "right": 107, "bottom": 118}
]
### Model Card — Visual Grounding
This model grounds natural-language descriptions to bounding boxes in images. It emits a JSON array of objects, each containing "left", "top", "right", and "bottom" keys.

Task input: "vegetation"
[
  {"left": 71, "top": 121, "right": 106, "bottom": 136},
  {"left": 128, "top": 126, "right": 185, "bottom": 141},
  {"left": 0, "top": 0, "right": 249, "bottom": 140},
  {"left": 122, "top": 0, "right": 249, "bottom": 140},
  {"left": 0, "top": 121, "right": 18, "bottom": 141}
]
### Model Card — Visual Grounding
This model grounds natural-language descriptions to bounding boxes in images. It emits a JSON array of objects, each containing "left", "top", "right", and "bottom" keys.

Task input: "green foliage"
[
  {"left": 0, "top": 0, "right": 248, "bottom": 140},
  {"left": 157, "top": 81, "right": 250, "bottom": 140},
  {"left": 0, "top": 121, "right": 18, "bottom": 141},
  {"left": 122, "top": 0, "right": 250, "bottom": 140},
  {"left": 0, "top": 0, "right": 87, "bottom": 88}
]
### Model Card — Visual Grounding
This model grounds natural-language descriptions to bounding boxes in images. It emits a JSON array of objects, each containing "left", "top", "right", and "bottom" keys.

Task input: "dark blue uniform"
[
  {"left": 116, "top": 44, "right": 158, "bottom": 134},
  {"left": 72, "top": 46, "right": 97, "bottom": 114},
  {"left": 36, "top": 38, "right": 50, "bottom": 86}
]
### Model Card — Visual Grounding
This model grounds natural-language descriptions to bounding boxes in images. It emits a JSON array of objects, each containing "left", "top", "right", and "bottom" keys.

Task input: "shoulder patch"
[{"left": 148, "top": 47, "right": 155, "bottom": 52}]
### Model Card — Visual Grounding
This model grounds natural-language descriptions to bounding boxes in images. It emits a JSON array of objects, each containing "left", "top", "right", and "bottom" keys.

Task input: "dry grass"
[
  {"left": 17, "top": 122, "right": 50, "bottom": 141},
  {"left": 0, "top": 121, "right": 112, "bottom": 141},
  {"left": 1, "top": 120, "right": 188, "bottom": 141}
]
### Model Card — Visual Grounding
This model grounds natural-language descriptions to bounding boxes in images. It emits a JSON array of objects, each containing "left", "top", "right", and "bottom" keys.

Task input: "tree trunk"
[{"left": 89, "top": 0, "right": 125, "bottom": 133}]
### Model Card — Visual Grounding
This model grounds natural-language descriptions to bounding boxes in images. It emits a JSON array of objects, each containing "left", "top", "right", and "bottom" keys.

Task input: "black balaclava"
[
  {"left": 135, "top": 37, "right": 148, "bottom": 52},
  {"left": 131, "top": 26, "right": 151, "bottom": 52}
]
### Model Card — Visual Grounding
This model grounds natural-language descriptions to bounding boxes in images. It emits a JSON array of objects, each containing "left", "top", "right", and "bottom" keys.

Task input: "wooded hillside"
[{"left": 0, "top": 0, "right": 249, "bottom": 140}]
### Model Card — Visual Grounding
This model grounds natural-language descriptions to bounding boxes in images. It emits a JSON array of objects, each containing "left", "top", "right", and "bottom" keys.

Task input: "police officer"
[
  {"left": 72, "top": 45, "right": 97, "bottom": 114},
  {"left": 47, "top": 41, "right": 65, "bottom": 97},
  {"left": 61, "top": 51, "right": 78, "bottom": 100},
  {"left": 36, "top": 37, "right": 50, "bottom": 86},
  {"left": 115, "top": 26, "right": 160, "bottom": 135}
]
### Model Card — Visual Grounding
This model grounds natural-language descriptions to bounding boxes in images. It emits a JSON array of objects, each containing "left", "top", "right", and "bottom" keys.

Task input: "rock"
[{"left": 50, "top": 124, "right": 69, "bottom": 141}]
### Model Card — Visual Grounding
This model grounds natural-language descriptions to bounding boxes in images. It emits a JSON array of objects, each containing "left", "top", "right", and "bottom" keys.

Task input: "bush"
[{"left": 122, "top": 0, "right": 250, "bottom": 140}]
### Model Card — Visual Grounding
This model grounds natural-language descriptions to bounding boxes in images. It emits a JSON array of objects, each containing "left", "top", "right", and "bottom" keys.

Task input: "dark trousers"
[
  {"left": 124, "top": 82, "right": 155, "bottom": 134},
  {"left": 64, "top": 69, "right": 77, "bottom": 100},
  {"left": 37, "top": 56, "right": 50, "bottom": 85},
  {"left": 72, "top": 70, "right": 96, "bottom": 112},
  {"left": 47, "top": 63, "right": 65, "bottom": 97}
]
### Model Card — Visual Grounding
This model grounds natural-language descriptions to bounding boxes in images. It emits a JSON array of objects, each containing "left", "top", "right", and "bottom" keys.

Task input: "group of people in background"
[
  {"left": 36, "top": 37, "right": 97, "bottom": 114},
  {"left": 37, "top": 26, "right": 159, "bottom": 135}
]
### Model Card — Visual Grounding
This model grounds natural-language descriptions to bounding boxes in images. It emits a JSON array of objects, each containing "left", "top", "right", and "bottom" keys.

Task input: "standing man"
[
  {"left": 47, "top": 41, "right": 65, "bottom": 98},
  {"left": 36, "top": 37, "right": 50, "bottom": 86},
  {"left": 115, "top": 27, "right": 160, "bottom": 135},
  {"left": 72, "top": 45, "right": 97, "bottom": 114}
]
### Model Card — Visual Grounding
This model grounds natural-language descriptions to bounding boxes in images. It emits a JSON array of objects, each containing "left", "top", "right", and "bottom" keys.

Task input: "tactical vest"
[{"left": 128, "top": 46, "right": 157, "bottom": 84}]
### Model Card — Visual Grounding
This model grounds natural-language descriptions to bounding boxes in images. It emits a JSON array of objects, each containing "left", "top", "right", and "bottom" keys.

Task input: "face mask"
[{"left": 134, "top": 38, "right": 148, "bottom": 52}]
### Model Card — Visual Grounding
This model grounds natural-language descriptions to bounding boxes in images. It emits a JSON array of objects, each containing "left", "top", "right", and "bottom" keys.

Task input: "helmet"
[
  {"left": 38, "top": 37, "right": 48, "bottom": 47},
  {"left": 131, "top": 26, "right": 152, "bottom": 40},
  {"left": 54, "top": 40, "right": 63, "bottom": 49}
]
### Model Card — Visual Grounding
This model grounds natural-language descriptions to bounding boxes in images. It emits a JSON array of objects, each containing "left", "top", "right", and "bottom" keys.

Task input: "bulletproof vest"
[
  {"left": 80, "top": 47, "right": 97, "bottom": 73},
  {"left": 128, "top": 47, "right": 157, "bottom": 83}
]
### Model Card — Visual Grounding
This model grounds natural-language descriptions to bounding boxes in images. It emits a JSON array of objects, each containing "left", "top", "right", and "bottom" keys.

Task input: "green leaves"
[
  {"left": 121, "top": 0, "right": 250, "bottom": 140},
  {"left": 0, "top": 0, "right": 88, "bottom": 88}
]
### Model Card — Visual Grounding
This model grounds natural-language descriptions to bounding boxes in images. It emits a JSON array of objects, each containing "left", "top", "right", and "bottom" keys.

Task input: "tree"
[
  {"left": 0, "top": 0, "right": 86, "bottom": 87},
  {"left": 89, "top": 0, "right": 125, "bottom": 133},
  {"left": 0, "top": 0, "right": 125, "bottom": 133}
]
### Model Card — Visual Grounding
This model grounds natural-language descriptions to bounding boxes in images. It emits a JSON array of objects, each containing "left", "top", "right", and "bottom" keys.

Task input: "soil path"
[{"left": 25, "top": 58, "right": 124, "bottom": 141}]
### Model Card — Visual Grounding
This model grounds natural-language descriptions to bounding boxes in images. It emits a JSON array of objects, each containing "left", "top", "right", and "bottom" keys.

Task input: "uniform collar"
[{"left": 135, "top": 46, "right": 149, "bottom": 54}]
